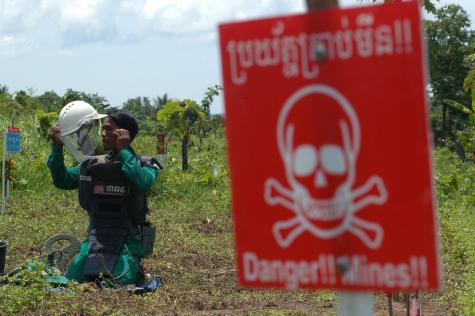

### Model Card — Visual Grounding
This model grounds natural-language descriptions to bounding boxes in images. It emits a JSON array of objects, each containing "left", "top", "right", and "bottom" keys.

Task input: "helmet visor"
[{"left": 60, "top": 119, "right": 102, "bottom": 162}]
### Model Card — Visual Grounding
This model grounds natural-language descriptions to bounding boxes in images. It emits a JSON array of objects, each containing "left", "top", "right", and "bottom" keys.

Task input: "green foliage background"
[
  {"left": 0, "top": 113, "right": 470, "bottom": 314},
  {"left": 0, "top": 2, "right": 474, "bottom": 314},
  {"left": 434, "top": 148, "right": 475, "bottom": 315}
]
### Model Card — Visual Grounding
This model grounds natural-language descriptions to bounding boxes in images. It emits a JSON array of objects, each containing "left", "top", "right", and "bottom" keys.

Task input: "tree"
[
  {"left": 36, "top": 91, "right": 62, "bottom": 112},
  {"left": 0, "top": 89, "right": 20, "bottom": 119},
  {"left": 201, "top": 85, "right": 222, "bottom": 118},
  {"left": 61, "top": 89, "right": 111, "bottom": 113},
  {"left": 14, "top": 90, "right": 30, "bottom": 108},
  {"left": 452, "top": 46, "right": 475, "bottom": 160},
  {"left": 209, "top": 114, "right": 224, "bottom": 138},
  {"left": 418, "top": 0, "right": 437, "bottom": 14},
  {"left": 464, "top": 47, "right": 475, "bottom": 108},
  {"left": 0, "top": 85, "right": 8, "bottom": 94},
  {"left": 154, "top": 93, "right": 170, "bottom": 112},
  {"left": 426, "top": 4, "right": 473, "bottom": 145},
  {"left": 198, "top": 85, "right": 222, "bottom": 149},
  {"left": 156, "top": 99, "right": 205, "bottom": 171},
  {"left": 142, "top": 97, "right": 154, "bottom": 119},
  {"left": 123, "top": 96, "right": 165, "bottom": 122},
  {"left": 123, "top": 97, "right": 148, "bottom": 120}
]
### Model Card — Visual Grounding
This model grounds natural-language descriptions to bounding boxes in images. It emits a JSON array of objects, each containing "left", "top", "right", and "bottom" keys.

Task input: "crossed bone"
[{"left": 264, "top": 175, "right": 388, "bottom": 249}]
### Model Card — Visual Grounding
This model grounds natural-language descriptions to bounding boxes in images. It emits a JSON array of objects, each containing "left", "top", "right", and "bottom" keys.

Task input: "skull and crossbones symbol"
[{"left": 264, "top": 84, "right": 388, "bottom": 249}]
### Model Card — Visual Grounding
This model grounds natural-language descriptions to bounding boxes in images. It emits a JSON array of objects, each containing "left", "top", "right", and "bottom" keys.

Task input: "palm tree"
[{"left": 154, "top": 93, "right": 170, "bottom": 111}]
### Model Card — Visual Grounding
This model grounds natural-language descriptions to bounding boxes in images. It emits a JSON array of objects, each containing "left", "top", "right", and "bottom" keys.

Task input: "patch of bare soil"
[
  {"left": 374, "top": 292, "right": 450, "bottom": 316},
  {"left": 178, "top": 290, "right": 336, "bottom": 316},
  {"left": 129, "top": 219, "right": 453, "bottom": 315},
  {"left": 194, "top": 218, "right": 229, "bottom": 235}
]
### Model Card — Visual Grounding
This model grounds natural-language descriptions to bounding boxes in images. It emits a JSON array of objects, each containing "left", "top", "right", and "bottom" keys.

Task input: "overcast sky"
[{"left": 1, "top": 0, "right": 474, "bottom": 114}]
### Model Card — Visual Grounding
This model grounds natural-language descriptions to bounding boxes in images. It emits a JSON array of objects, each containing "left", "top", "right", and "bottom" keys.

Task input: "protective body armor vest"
[{"left": 78, "top": 154, "right": 151, "bottom": 279}]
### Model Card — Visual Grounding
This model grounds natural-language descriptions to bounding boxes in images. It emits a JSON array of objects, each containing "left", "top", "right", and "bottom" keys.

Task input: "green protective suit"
[{"left": 47, "top": 144, "right": 159, "bottom": 284}]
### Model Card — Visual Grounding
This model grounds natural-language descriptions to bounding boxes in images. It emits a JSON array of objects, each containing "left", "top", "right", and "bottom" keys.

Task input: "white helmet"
[
  {"left": 59, "top": 100, "right": 107, "bottom": 137},
  {"left": 58, "top": 101, "right": 107, "bottom": 162}
]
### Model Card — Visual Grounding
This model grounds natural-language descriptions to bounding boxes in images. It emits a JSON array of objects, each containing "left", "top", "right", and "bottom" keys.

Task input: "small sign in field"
[{"left": 6, "top": 128, "right": 21, "bottom": 153}]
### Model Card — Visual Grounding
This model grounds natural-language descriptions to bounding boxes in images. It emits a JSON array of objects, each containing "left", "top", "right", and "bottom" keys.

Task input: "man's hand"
[
  {"left": 114, "top": 129, "right": 131, "bottom": 152},
  {"left": 49, "top": 126, "right": 63, "bottom": 146}
]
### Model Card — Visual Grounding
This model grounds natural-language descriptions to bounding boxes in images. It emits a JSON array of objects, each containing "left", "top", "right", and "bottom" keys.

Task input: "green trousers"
[{"left": 66, "top": 237, "right": 145, "bottom": 285}]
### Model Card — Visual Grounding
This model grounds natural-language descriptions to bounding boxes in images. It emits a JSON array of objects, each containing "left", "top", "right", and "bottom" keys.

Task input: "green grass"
[
  {"left": 0, "top": 116, "right": 473, "bottom": 315},
  {"left": 434, "top": 148, "right": 475, "bottom": 315}
]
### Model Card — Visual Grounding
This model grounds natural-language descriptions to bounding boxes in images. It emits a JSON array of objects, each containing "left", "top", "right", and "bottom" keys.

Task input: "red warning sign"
[{"left": 219, "top": 2, "right": 440, "bottom": 292}]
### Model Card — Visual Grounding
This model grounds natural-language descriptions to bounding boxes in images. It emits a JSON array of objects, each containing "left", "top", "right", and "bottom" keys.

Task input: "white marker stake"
[
  {"left": 303, "top": 1, "right": 373, "bottom": 314},
  {"left": 1, "top": 131, "right": 6, "bottom": 213},
  {"left": 6, "top": 157, "right": 10, "bottom": 202},
  {"left": 336, "top": 292, "right": 373, "bottom": 316}
]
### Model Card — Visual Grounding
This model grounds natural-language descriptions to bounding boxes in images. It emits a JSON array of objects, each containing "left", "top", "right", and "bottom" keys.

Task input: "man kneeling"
[{"left": 48, "top": 101, "right": 159, "bottom": 285}]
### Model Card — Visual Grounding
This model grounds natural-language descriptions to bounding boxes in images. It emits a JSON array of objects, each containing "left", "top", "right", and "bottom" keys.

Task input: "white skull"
[{"left": 277, "top": 85, "right": 360, "bottom": 232}]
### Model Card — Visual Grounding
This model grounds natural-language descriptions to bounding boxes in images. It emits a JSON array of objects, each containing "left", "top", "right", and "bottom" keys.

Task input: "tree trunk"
[
  {"left": 182, "top": 131, "right": 189, "bottom": 171},
  {"left": 156, "top": 133, "right": 167, "bottom": 155},
  {"left": 198, "top": 125, "right": 203, "bottom": 152},
  {"left": 453, "top": 140, "right": 466, "bottom": 162}
]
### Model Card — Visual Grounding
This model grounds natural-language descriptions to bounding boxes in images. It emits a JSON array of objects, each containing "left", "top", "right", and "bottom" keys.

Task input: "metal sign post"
[
  {"left": 336, "top": 292, "right": 373, "bottom": 316},
  {"left": 308, "top": 1, "right": 373, "bottom": 315},
  {"left": 1, "top": 132, "right": 6, "bottom": 213},
  {"left": 309, "top": 3, "right": 371, "bottom": 313}
]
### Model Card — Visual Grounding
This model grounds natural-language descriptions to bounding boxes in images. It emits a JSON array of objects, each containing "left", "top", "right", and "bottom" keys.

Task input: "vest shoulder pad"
[{"left": 81, "top": 155, "right": 107, "bottom": 165}]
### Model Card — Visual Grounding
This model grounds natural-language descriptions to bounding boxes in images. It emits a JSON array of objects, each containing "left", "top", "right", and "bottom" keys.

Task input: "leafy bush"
[
  {"left": 0, "top": 260, "right": 57, "bottom": 314},
  {"left": 35, "top": 110, "right": 58, "bottom": 138},
  {"left": 434, "top": 148, "right": 475, "bottom": 313}
]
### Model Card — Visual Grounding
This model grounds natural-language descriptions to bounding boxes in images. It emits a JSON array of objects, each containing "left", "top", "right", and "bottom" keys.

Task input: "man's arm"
[
  {"left": 47, "top": 144, "right": 80, "bottom": 190},
  {"left": 117, "top": 148, "right": 159, "bottom": 193}
]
